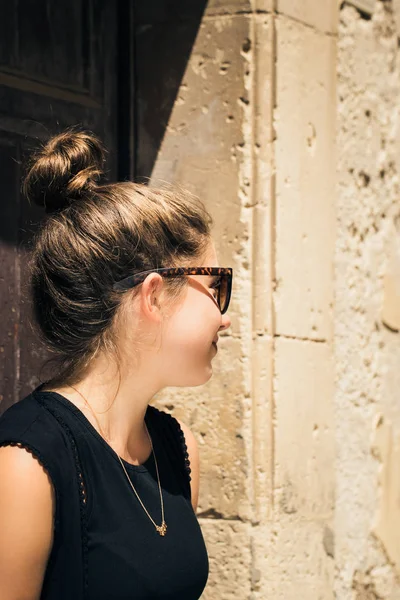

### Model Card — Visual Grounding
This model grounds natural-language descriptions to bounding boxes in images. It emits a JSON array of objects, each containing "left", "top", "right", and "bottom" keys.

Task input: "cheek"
[
  {"left": 159, "top": 298, "right": 221, "bottom": 386},
  {"left": 164, "top": 291, "right": 220, "bottom": 354},
  {"left": 181, "top": 288, "right": 220, "bottom": 333},
  {"left": 170, "top": 314, "right": 214, "bottom": 350}
]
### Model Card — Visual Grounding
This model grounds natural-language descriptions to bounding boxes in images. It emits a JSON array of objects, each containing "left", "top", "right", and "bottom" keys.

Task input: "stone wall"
[
  {"left": 336, "top": 2, "right": 400, "bottom": 598},
  {"left": 137, "top": 0, "right": 400, "bottom": 597}
]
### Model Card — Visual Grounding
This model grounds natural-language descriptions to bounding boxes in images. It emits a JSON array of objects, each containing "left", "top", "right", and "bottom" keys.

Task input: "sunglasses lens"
[{"left": 219, "top": 275, "right": 230, "bottom": 314}]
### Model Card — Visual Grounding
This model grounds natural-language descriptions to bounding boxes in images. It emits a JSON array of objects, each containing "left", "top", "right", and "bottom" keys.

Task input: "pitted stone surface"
[
  {"left": 199, "top": 519, "right": 252, "bottom": 599},
  {"left": 274, "top": 15, "right": 336, "bottom": 341},
  {"left": 274, "top": 337, "right": 335, "bottom": 519},
  {"left": 336, "top": 3, "right": 400, "bottom": 597},
  {"left": 251, "top": 520, "right": 334, "bottom": 600}
]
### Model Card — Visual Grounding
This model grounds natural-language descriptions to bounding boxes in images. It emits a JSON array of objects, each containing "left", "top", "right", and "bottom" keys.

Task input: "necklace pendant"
[{"left": 156, "top": 521, "right": 167, "bottom": 536}]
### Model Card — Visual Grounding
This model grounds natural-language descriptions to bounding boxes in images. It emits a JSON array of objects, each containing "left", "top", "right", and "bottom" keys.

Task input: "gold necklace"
[{"left": 67, "top": 385, "right": 167, "bottom": 536}]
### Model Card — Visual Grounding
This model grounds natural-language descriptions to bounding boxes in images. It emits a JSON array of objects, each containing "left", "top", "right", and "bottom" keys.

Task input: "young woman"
[{"left": 0, "top": 130, "right": 232, "bottom": 600}]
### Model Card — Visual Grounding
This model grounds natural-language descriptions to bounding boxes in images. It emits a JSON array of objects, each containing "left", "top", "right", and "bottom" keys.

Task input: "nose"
[{"left": 219, "top": 312, "right": 231, "bottom": 332}]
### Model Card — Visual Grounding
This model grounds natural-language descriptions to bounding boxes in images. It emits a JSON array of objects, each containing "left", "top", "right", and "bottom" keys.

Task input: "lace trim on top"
[
  {"left": 150, "top": 407, "right": 192, "bottom": 499},
  {"left": 177, "top": 422, "right": 192, "bottom": 481},
  {"left": 35, "top": 394, "right": 89, "bottom": 598}
]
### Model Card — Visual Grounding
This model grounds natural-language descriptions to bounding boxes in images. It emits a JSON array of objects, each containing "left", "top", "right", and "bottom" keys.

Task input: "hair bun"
[{"left": 23, "top": 129, "right": 106, "bottom": 214}]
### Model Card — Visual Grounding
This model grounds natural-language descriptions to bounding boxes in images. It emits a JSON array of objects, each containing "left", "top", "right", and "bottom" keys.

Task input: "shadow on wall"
[{"left": 133, "top": 0, "right": 208, "bottom": 180}]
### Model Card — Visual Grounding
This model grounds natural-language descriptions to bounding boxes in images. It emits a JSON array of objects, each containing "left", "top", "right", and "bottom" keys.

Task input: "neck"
[{"left": 48, "top": 354, "right": 163, "bottom": 464}]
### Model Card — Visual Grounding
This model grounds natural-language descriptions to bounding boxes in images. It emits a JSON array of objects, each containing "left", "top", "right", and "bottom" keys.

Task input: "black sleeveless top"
[{"left": 0, "top": 387, "right": 209, "bottom": 599}]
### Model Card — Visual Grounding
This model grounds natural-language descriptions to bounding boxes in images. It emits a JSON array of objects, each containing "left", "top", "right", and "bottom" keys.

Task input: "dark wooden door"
[{"left": 0, "top": 0, "right": 120, "bottom": 413}]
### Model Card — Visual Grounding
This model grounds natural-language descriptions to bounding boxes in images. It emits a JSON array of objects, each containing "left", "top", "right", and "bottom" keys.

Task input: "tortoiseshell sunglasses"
[{"left": 113, "top": 267, "right": 233, "bottom": 314}]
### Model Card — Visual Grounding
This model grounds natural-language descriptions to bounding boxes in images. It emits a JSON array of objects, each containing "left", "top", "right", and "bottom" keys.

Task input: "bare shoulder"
[
  {"left": 176, "top": 419, "right": 200, "bottom": 513},
  {"left": 0, "top": 444, "right": 55, "bottom": 600}
]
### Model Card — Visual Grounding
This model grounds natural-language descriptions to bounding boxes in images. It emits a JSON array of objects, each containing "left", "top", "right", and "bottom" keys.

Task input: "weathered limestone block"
[
  {"left": 372, "top": 415, "right": 400, "bottom": 575},
  {"left": 277, "top": 0, "right": 338, "bottom": 34},
  {"left": 251, "top": 334, "right": 274, "bottom": 522},
  {"left": 155, "top": 335, "right": 252, "bottom": 520},
  {"left": 248, "top": 15, "right": 275, "bottom": 525},
  {"left": 253, "top": 204, "right": 274, "bottom": 335},
  {"left": 274, "top": 337, "right": 335, "bottom": 519},
  {"left": 252, "top": 15, "right": 274, "bottom": 336},
  {"left": 351, "top": 532, "right": 400, "bottom": 600},
  {"left": 335, "top": 4, "right": 400, "bottom": 598},
  {"left": 199, "top": 519, "right": 252, "bottom": 599},
  {"left": 274, "top": 16, "right": 336, "bottom": 341},
  {"left": 251, "top": 520, "right": 334, "bottom": 600},
  {"left": 138, "top": 13, "right": 252, "bottom": 188}
]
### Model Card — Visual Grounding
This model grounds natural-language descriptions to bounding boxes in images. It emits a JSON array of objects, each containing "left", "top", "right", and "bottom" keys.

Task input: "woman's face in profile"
[{"left": 156, "top": 241, "right": 232, "bottom": 388}]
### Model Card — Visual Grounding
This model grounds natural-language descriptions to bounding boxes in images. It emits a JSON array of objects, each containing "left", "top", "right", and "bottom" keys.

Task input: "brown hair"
[{"left": 23, "top": 129, "right": 212, "bottom": 387}]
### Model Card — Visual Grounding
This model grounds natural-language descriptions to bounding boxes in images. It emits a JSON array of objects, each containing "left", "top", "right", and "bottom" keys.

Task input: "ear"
[{"left": 139, "top": 273, "right": 164, "bottom": 322}]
